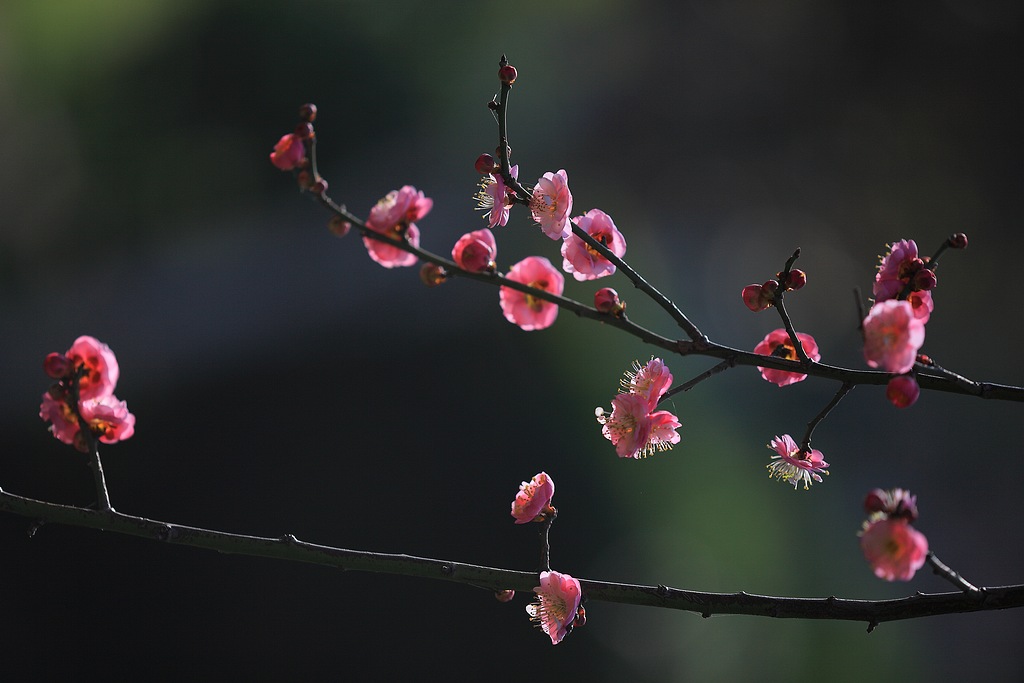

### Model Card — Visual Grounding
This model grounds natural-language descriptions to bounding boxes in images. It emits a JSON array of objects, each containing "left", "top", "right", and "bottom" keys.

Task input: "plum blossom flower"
[
  {"left": 511, "top": 472, "right": 555, "bottom": 524},
  {"left": 269, "top": 133, "right": 305, "bottom": 171},
  {"left": 859, "top": 518, "right": 929, "bottom": 581},
  {"left": 753, "top": 329, "right": 820, "bottom": 387},
  {"left": 619, "top": 357, "right": 673, "bottom": 409},
  {"left": 451, "top": 228, "right": 497, "bottom": 272},
  {"left": 39, "top": 337, "right": 135, "bottom": 451},
  {"left": 530, "top": 170, "right": 573, "bottom": 240},
  {"left": 65, "top": 335, "right": 119, "bottom": 400},
  {"left": 475, "top": 165, "right": 518, "bottom": 228},
  {"left": 561, "top": 209, "right": 626, "bottom": 281},
  {"left": 363, "top": 185, "right": 432, "bottom": 268},
  {"left": 874, "top": 239, "right": 935, "bottom": 323},
  {"left": 526, "top": 571, "right": 583, "bottom": 645},
  {"left": 862, "top": 299, "right": 925, "bottom": 374},
  {"left": 499, "top": 256, "right": 564, "bottom": 331},
  {"left": 766, "top": 434, "right": 829, "bottom": 489},
  {"left": 596, "top": 393, "right": 681, "bottom": 459}
]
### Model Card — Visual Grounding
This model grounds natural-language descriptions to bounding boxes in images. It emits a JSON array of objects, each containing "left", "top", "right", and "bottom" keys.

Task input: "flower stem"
[
  {"left": 927, "top": 551, "right": 980, "bottom": 592},
  {"left": 801, "top": 382, "right": 854, "bottom": 451}
]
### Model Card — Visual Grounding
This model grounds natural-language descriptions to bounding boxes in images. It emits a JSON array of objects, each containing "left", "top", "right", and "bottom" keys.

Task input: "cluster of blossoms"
[
  {"left": 595, "top": 358, "right": 681, "bottom": 458},
  {"left": 765, "top": 434, "right": 829, "bottom": 489},
  {"left": 859, "top": 488, "right": 929, "bottom": 581},
  {"left": 39, "top": 336, "right": 135, "bottom": 452},
  {"left": 507, "top": 472, "right": 585, "bottom": 645}
]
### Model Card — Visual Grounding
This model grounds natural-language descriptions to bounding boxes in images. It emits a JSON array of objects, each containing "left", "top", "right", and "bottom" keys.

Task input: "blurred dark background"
[{"left": 1, "top": 0, "right": 1022, "bottom": 680}]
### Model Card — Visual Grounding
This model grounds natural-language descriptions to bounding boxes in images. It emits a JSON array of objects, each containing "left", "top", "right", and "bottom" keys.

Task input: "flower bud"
[
  {"left": 298, "top": 103, "right": 318, "bottom": 123},
  {"left": 741, "top": 280, "right": 777, "bottom": 312},
  {"left": 43, "top": 352, "right": 72, "bottom": 379},
  {"left": 886, "top": 375, "right": 920, "bottom": 409},
  {"left": 948, "top": 232, "right": 968, "bottom": 249},
  {"left": 494, "top": 590, "right": 515, "bottom": 603},
  {"left": 475, "top": 153, "right": 497, "bottom": 175},
  {"left": 310, "top": 178, "right": 328, "bottom": 195},
  {"left": 864, "top": 489, "right": 890, "bottom": 514},
  {"left": 293, "top": 122, "right": 314, "bottom": 140},
  {"left": 594, "top": 287, "right": 625, "bottom": 315},
  {"left": 912, "top": 267, "right": 936, "bottom": 291},
  {"left": 328, "top": 215, "right": 351, "bottom": 238},
  {"left": 498, "top": 64, "right": 518, "bottom": 84},
  {"left": 782, "top": 269, "right": 806, "bottom": 291},
  {"left": 419, "top": 262, "right": 447, "bottom": 287}
]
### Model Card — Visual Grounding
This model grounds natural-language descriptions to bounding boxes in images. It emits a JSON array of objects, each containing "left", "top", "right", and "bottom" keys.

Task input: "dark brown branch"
[{"left": 1, "top": 489, "right": 1019, "bottom": 627}]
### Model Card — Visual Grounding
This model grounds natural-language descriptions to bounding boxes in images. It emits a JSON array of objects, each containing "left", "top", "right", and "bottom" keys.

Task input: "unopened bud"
[
  {"left": 890, "top": 489, "right": 920, "bottom": 522},
  {"left": 475, "top": 153, "right": 497, "bottom": 175},
  {"left": 328, "top": 215, "right": 351, "bottom": 238},
  {"left": 886, "top": 375, "right": 920, "bottom": 409},
  {"left": 494, "top": 590, "right": 515, "bottom": 603},
  {"left": 498, "top": 64, "right": 518, "bottom": 84},
  {"left": 310, "top": 178, "right": 328, "bottom": 195},
  {"left": 912, "top": 267, "right": 936, "bottom": 291},
  {"left": 43, "top": 353, "right": 71, "bottom": 379},
  {"left": 948, "top": 232, "right": 968, "bottom": 249},
  {"left": 594, "top": 287, "right": 625, "bottom": 315},
  {"left": 298, "top": 103, "right": 318, "bottom": 123},
  {"left": 293, "top": 122, "right": 314, "bottom": 140},
  {"left": 296, "top": 170, "right": 313, "bottom": 190},
  {"left": 419, "top": 262, "right": 448, "bottom": 287},
  {"left": 863, "top": 489, "right": 890, "bottom": 515},
  {"left": 782, "top": 269, "right": 806, "bottom": 291}
]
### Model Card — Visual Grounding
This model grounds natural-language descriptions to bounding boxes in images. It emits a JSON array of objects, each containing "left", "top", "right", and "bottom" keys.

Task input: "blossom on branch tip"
[
  {"left": 594, "top": 287, "right": 625, "bottom": 315},
  {"left": 859, "top": 517, "right": 928, "bottom": 581},
  {"left": 40, "top": 392, "right": 135, "bottom": 451},
  {"left": 862, "top": 300, "right": 924, "bottom": 374},
  {"left": 475, "top": 165, "right": 518, "bottom": 228},
  {"left": 499, "top": 256, "right": 564, "bottom": 331},
  {"left": 66, "top": 335, "right": 119, "bottom": 400},
  {"left": 561, "top": 209, "right": 626, "bottom": 281},
  {"left": 526, "top": 571, "right": 583, "bottom": 645},
  {"left": 452, "top": 228, "right": 497, "bottom": 272},
  {"left": 511, "top": 472, "right": 555, "bottom": 524},
  {"left": 620, "top": 357, "right": 673, "bottom": 409},
  {"left": 766, "top": 434, "right": 829, "bottom": 490},
  {"left": 269, "top": 133, "right": 306, "bottom": 171},
  {"left": 753, "top": 329, "right": 820, "bottom": 387},
  {"left": 363, "top": 186, "right": 432, "bottom": 268},
  {"left": 530, "top": 170, "right": 573, "bottom": 240}
]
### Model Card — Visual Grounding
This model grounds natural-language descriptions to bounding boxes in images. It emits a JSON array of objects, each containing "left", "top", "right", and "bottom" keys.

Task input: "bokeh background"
[{"left": 1, "top": 1, "right": 1022, "bottom": 680}]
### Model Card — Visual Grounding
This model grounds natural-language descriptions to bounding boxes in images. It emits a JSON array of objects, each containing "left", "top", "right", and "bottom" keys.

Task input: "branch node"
[
  {"left": 441, "top": 563, "right": 455, "bottom": 576},
  {"left": 866, "top": 620, "right": 878, "bottom": 633},
  {"left": 155, "top": 524, "right": 178, "bottom": 542},
  {"left": 655, "top": 584, "right": 671, "bottom": 598},
  {"left": 280, "top": 533, "right": 299, "bottom": 545}
]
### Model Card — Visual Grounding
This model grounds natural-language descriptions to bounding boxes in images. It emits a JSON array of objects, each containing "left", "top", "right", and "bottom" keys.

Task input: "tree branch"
[{"left": 2, "top": 489, "right": 1020, "bottom": 628}]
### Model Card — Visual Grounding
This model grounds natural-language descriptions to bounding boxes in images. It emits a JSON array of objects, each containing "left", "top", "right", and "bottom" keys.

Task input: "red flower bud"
[
  {"left": 783, "top": 269, "right": 806, "bottom": 291},
  {"left": 298, "top": 103, "right": 318, "bottom": 123},
  {"left": 594, "top": 287, "right": 625, "bottom": 315},
  {"left": 43, "top": 353, "right": 72, "bottom": 379},
  {"left": 948, "top": 232, "right": 968, "bottom": 249},
  {"left": 886, "top": 375, "right": 920, "bottom": 409},
  {"left": 864, "top": 489, "right": 890, "bottom": 514},
  {"left": 912, "top": 268, "right": 937, "bottom": 291},
  {"left": 293, "top": 122, "right": 314, "bottom": 140},
  {"left": 328, "top": 215, "right": 351, "bottom": 238},
  {"left": 498, "top": 64, "right": 518, "bottom": 84},
  {"left": 310, "top": 178, "right": 328, "bottom": 195},
  {"left": 494, "top": 590, "right": 515, "bottom": 603},
  {"left": 475, "top": 153, "right": 497, "bottom": 175}
]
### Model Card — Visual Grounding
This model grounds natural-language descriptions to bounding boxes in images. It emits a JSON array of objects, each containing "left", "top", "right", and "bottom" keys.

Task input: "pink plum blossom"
[
  {"left": 476, "top": 165, "right": 518, "bottom": 228},
  {"left": 362, "top": 185, "right": 432, "bottom": 268},
  {"left": 451, "top": 228, "right": 497, "bottom": 272},
  {"left": 269, "top": 133, "right": 306, "bottom": 171},
  {"left": 862, "top": 299, "right": 925, "bottom": 374},
  {"left": 561, "top": 209, "right": 626, "bottom": 281},
  {"left": 859, "top": 518, "right": 929, "bottom": 581},
  {"left": 596, "top": 393, "right": 681, "bottom": 459},
  {"left": 526, "top": 570, "right": 583, "bottom": 645},
  {"left": 874, "top": 239, "right": 924, "bottom": 300},
  {"left": 886, "top": 375, "right": 920, "bottom": 408},
  {"left": 766, "top": 434, "right": 829, "bottom": 489},
  {"left": 39, "top": 393, "right": 135, "bottom": 450},
  {"left": 753, "top": 329, "right": 820, "bottom": 387},
  {"left": 530, "top": 170, "right": 573, "bottom": 240},
  {"left": 511, "top": 472, "right": 555, "bottom": 524},
  {"left": 66, "top": 335, "right": 120, "bottom": 400},
  {"left": 499, "top": 256, "right": 564, "bottom": 331},
  {"left": 907, "top": 290, "right": 933, "bottom": 324},
  {"left": 620, "top": 357, "right": 673, "bottom": 409}
]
